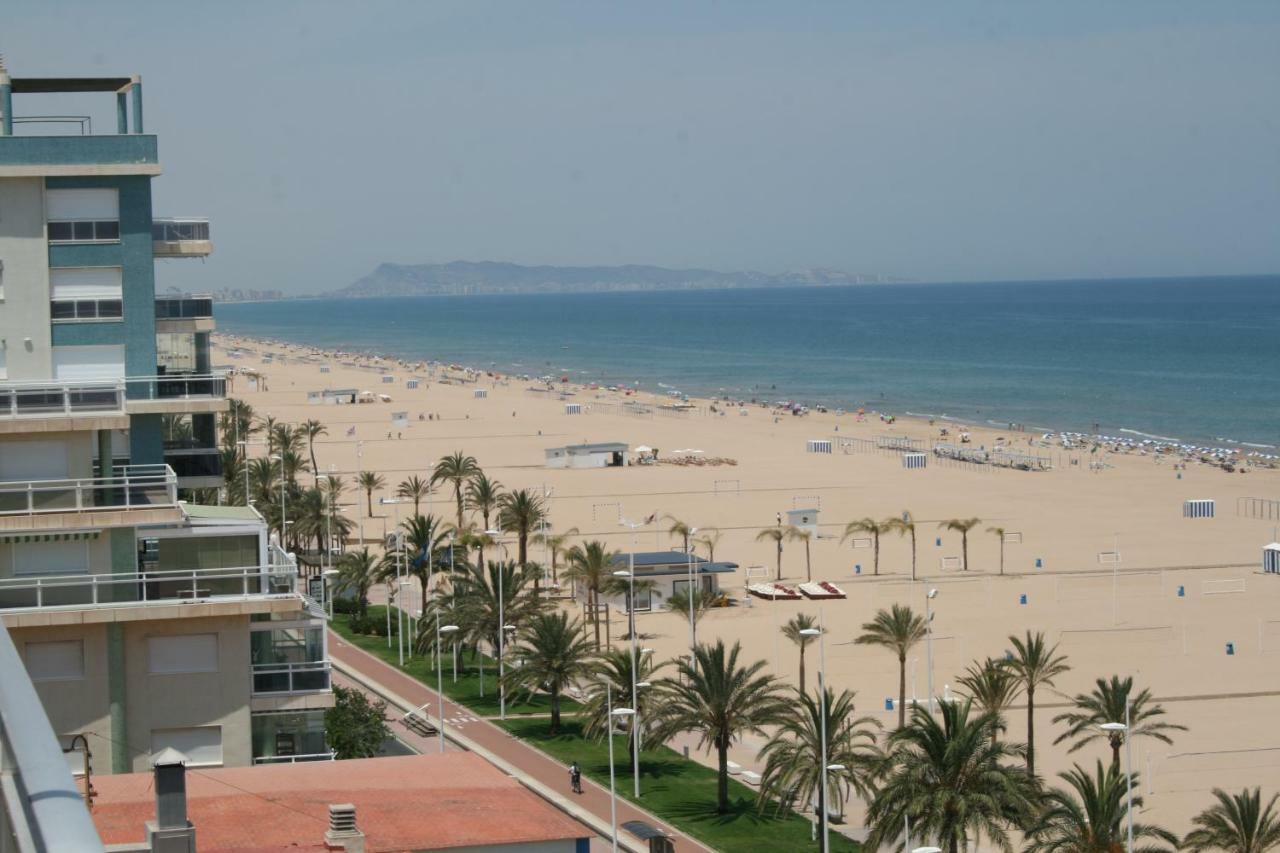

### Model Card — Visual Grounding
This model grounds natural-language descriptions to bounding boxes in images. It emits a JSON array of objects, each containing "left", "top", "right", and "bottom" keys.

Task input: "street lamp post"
[
  {"left": 1100, "top": 704, "right": 1134, "bottom": 853},
  {"left": 382, "top": 497, "right": 408, "bottom": 663},
  {"left": 800, "top": 616, "right": 831, "bottom": 853},
  {"left": 436, "top": 617, "right": 459, "bottom": 753},
  {"left": 612, "top": 567, "right": 644, "bottom": 798},
  {"left": 925, "top": 588, "right": 939, "bottom": 712},
  {"left": 486, "top": 530, "right": 512, "bottom": 720},
  {"left": 270, "top": 454, "right": 287, "bottom": 547},
  {"left": 686, "top": 526, "right": 698, "bottom": 671},
  {"left": 601, "top": 677, "right": 636, "bottom": 853}
]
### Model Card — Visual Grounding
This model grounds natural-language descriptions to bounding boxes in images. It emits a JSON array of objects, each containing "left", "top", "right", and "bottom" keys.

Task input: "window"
[
  {"left": 150, "top": 726, "right": 222, "bottom": 767},
  {"left": 50, "top": 268, "right": 124, "bottom": 323},
  {"left": 251, "top": 711, "right": 327, "bottom": 762},
  {"left": 24, "top": 640, "right": 85, "bottom": 681},
  {"left": 148, "top": 633, "right": 219, "bottom": 675},
  {"left": 46, "top": 189, "right": 119, "bottom": 244}
]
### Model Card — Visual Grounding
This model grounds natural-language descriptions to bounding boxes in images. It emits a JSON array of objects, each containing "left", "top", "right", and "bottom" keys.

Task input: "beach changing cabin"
[
  {"left": 807, "top": 439, "right": 833, "bottom": 454},
  {"left": 545, "top": 442, "right": 629, "bottom": 469},
  {"left": 583, "top": 551, "right": 738, "bottom": 612},
  {"left": 1265, "top": 543, "right": 1280, "bottom": 574},
  {"left": 565, "top": 402, "right": 583, "bottom": 415},
  {"left": 903, "top": 451, "right": 928, "bottom": 469},
  {"left": 1183, "top": 499, "right": 1215, "bottom": 519}
]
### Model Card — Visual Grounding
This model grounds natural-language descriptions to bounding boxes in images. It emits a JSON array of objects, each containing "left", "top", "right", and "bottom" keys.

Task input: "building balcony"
[
  {"left": 0, "top": 464, "right": 181, "bottom": 532},
  {"left": 152, "top": 218, "right": 212, "bottom": 258},
  {"left": 0, "top": 133, "right": 159, "bottom": 177},
  {"left": 125, "top": 373, "right": 228, "bottom": 415},
  {"left": 156, "top": 294, "right": 216, "bottom": 333},
  {"left": 252, "top": 660, "right": 332, "bottom": 696},
  {"left": 0, "top": 374, "right": 227, "bottom": 430},
  {"left": 164, "top": 446, "right": 223, "bottom": 489}
]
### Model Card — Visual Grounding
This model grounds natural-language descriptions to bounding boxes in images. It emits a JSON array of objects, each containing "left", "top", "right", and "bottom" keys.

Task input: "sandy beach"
[{"left": 215, "top": 332, "right": 1280, "bottom": 835}]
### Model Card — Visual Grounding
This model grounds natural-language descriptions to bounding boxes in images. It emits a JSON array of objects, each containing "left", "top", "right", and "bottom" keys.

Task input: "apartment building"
[{"left": 0, "top": 63, "right": 331, "bottom": 775}]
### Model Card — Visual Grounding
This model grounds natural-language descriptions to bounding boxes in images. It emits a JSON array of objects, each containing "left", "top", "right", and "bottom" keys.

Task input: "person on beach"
[{"left": 569, "top": 762, "right": 583, "bottom": 794}]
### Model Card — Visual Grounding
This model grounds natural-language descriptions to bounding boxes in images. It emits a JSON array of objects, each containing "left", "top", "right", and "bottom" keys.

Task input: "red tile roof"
[{"left": 90, "top": 753, "right": 589, "bottom": 852}]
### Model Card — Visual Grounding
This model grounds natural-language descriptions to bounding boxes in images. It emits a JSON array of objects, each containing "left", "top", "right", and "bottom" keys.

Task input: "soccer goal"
[
  {"left": 1201, "top": 578, "right": 1246, "bottom": 596},
  {"left": 713, "top": 479, "right": 741, "bottom": 497},
  {"left": 1097, "top": 551, "right": 1122, "bottom": 565},
  {"left": 848, "top": 537, "right": 873, "bottom": 549},
  {"left": 592, "top": 502, "right": 621, "bottom": 522},
  {"left": 940, "top": 556, "right": 964, "bottom": 571}
]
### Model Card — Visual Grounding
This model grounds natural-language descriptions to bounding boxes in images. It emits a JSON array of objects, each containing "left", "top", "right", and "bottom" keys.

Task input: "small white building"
[
  {"left": 787, "top": 508, "right": 819, "bottom": 534},
  {"left": 581, "top": 551, "right": 739, "bottom": 613},
  {"left": 545, "top": 442, "right": 629, "bottom": 469},
  {"left": 1265, "top": 543, "right": 1280, "bottom": 574}
]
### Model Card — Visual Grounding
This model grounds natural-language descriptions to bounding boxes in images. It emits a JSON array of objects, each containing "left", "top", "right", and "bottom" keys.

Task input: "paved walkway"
[{"left": 329, "top": 630, "right": 714, "bottom": 853}]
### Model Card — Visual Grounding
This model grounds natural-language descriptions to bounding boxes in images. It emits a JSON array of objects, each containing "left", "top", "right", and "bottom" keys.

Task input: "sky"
[{"left": 4, "top": 1, "right": 1279, "bottom": 293}]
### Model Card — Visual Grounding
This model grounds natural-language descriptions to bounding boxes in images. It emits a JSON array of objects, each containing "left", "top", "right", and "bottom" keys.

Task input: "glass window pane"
[
  {"left": 73, "top": 221, "right": 94, "bottom": 240},
  {"left": 100, "top": 300, "right": 123, "bottom": 318},
  {"left": 96, "top": 221, "right": 120, "bottom": 240},
  {"left": 48, "top": 222, "right": 74, "bottom": 241},
  {"left": 75, "top": 301, "right": 97, "bottom": 319},
  {"left": 51, "top": 301, "right": 75, "bottom": 319}
]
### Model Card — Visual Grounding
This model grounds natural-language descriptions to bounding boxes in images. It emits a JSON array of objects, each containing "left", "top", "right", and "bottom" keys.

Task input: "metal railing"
[
  {"left": 0, "top": 373, "right": 227, "bottom": 419},
  {"left": 128, "top": 373, "right": 227, "bottom": 401},
  {"left": 252, "top": 752, "right": 335, "bottom": 765},
  {"left": 251, "top": 660, "right": 331, "bottom": 695},
  {"left": 0, "top": 563, "right": 298, "bottom": 612},
  {"left": 0, "top": 623, "right": 106, "bottom": 852},
  {"left": 164, "top": 447, "right": 222, "bottom": 479},
  {"left": 152, "top": 218, "right": 210, "bottom": 242},
  {"left": 155, "top": 294, "right": 214, "bottom": 320},
  {"left": 0, "top": 464, "right": 178, "bottom": 517}
]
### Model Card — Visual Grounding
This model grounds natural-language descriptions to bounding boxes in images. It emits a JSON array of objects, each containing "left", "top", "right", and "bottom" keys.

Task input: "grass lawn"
[
  {"left": 330, "top": 608, "right": 580, "bottom": 717},
  {"left": 499, "top": 717, "right": 860, "bottom": 853}
]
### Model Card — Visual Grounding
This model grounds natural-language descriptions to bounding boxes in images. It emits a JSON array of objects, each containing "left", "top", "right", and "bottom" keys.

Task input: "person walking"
[{"left": 569, "top": 761, "right": 583, "bottom": 794}]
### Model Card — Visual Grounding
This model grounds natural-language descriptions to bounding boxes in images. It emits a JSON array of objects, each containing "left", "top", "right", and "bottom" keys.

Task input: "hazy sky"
[{"left": 5, "top": 2, "right": 1279, "bottom": 293}]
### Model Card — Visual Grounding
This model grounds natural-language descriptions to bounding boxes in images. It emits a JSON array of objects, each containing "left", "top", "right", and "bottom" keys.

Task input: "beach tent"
[
  {"left": 1183, "top": 499, "right": 1215, "bottom": 519},
  {"left": 1265, "top": 543, "right": 1280, "bottom": 574},
  {"left": 807, "top": 439, "right": 833, "bottom": 454},
  {"left": 903, "top": 452, "right": 927, "bottom": 469}
]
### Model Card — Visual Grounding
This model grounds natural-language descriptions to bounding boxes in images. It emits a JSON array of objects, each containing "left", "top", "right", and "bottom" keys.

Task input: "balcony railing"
[
  {"left": 155, "top": 294, "right": 214, "bottom": 320},
  {"left": 253, "top": 752, "right": 336, "bottom": 765},
  {"left": 129, "top": 373, "right": 227, "bottom": 401},
  {"left": 0, "top": 623, "right": 106, "bottom": 852},
  {"left": 0, "top": 464, "right": 177, "bottom": 517},
  {"left": 0, "top": 374, "right": 226, "bottom": 420},
  {"left": 152, "top": 218, "right": 210, "bottom": 242},
  {"left": 251, "top": 660, "right": 332, "bottom": 695},
  {"left": 0, "top": 563, "right": 298, "bottom": 612},
  {"left": 164, "top": 447, "right": 222, "bottom": 480}
]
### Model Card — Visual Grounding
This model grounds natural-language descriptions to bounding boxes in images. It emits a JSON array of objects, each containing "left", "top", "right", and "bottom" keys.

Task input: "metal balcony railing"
[
  {"left": 129, "top": 373, "right": 227, "bottom": 401},
  {"left": 253, "top": 752, "right": 336, "bottom": 765},
  {"left": 151, "top": 218, "right": 210, "bottom": 242},
  {"left": 155, "top": 294, "right": 214, "bottom": 320},
  {"left": 0, "top": 464, "right": 177, "bottom": 517},
  {"left": 0, "top": 373, "right": 226, "bottom": 420},
  {"left": 164, "top": 447, "right": 222, "bottom": 479},
  {"left": 0, "top": 623, "right": 106, "bottom": 852},
  {"left": 251, "top": 660, "right": 332, "bottom": 695},
  {"left": 0, "top": 563, "right": 298, "bottom": 612}
]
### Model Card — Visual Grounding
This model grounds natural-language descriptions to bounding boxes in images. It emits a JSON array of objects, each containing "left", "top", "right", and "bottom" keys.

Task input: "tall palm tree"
[
  {"left": 843, "top": 517, "right": 890, "bottom": 575},
  {"left": 248, "top": 457, "right": 278, "bottom": 508},
  {"left": 1053, "top": 675, "right": 1187, "bottom": 769},
  {"left": 1028, "top": 761, "right": 1178, "bottom": 853},
  {"left": 465, "top": 472, "right": 504, "bottom": 532},
  {"left": 582, "top": 648, "right": 667, "bottom": 755},
  {"left": 755, "top": 525, "right": 785, "bottom": 581},
  {"left": 1006, "top": 630, "right": 1071, "bottom": 778},
  {"left": 502, "top": 611, "right": 594, "bottom": 734},
  {"left": 563, "top": 541, "right": 619, "bottom": 648},
  {"left": 396, "top": 475, "right": 432, "bottom": 516},
  {"left": 436, "top": 559, "right": 548, "bottom": 686},
  {"left": 258, "top": 414, "right": 279, "bottom": 454},
  {"left": 333, "top": 548, "right": 379, "bottom": 617},
  {"left": 650, "top": 640, "right": 789, "bottom": 814},
  {"left": 432, "top": 451, "right": 481, "bottom": 532},
  {"left": 398, "top": 513, "right": 451, "bottom": 604},
  {"left": 694, "top": 528, "right": 723, "bottom": 563},
  {"left": 864, "top": 700, "right": 1038, "bottom": 853},
  {"left": 855, "top": 605, "right": 927, "bottom": 728},
  {"left": 533, "top": 526, "right": 579, "bottom": 586},
  {"left": 757, "top": 687, "right": 880, "bottom": 841},
  {"left": 498, "top": 488, "right": 547, "bottom": 587},
  {"left": 1185, "top": 788, "right": 1280, "bottom": 853},
  {"left": 301, "top": 419, "right": 327, "bottom": 483},
  {"left": 885, "top": 511, "right": 919, "bottom": 581},
  {"left": 664, "top": 515, "right": 694, "bottom": 553},
  {"left": 786, "top": 526, "right": 814, "bottom": 581},
  {"left": 357, "top": 471, "right": 385, "bottom": 518},
  {"left": 939, "top": 517, "right": 981, "bottom": 571},
  {"left": 987, "top": 525, "right": 1007, "bottom": 575},
  {"left": 666, "top": 587, "right": 715, "bottom": 644},
  {"left": 956, "top": 657, "right": 1023, "bottom": 744},
  {"left": 780, "top": 613, "right": 818, "bottom": 695}
]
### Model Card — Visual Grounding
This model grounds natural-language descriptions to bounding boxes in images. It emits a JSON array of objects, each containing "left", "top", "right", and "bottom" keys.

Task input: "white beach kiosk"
[
  {"left": 1265, "top": 543, "right": 1280, "bottom": 575},
  {"left": 545, "top": 442, "right": 629, "bottom": 469}
]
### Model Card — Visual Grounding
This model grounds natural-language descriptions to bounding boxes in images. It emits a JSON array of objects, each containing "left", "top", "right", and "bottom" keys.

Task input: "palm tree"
[
  {"left": 755, "top": 525, "right": 785, "bottom": 581},
  {"left": 533, "top": 526, "right": 579, "bottom": 586},
  {"left": 694, "top": 528, "right": 723, "bottom": 563},
  {"left": 1053, "top": 675, "right": 1187, "bottom": 769},
  {"left": 864, "top": 700, "right": 1038, "bottom": 853},
  {"left": 582, "top": 648, "right": 667, "bottom": 755},
  {"left": 987, "top": 525, "right": 1008, "bottom": 576},
  {"left": 399, "top": 513, "right": 451, "bottom": 604},
  {"left": 843, "top": 517, "right": 890, "bottom": 575},
  {"left": 465, "top": 472, "right": 504, "bottom": 532},
  {"left": 650, "top": 640, "right": 789, "bottom": 814},
  {"left": 666, "top": 587, "right": 715, "bottom": 639},
  {"left": 1028, "top": 761, "right": 1178, "bottom": 853},
  {"left": 786, "top": 526, "right": 814, "bottom": 581},
  {"left": 437, "top": 559, "right": 548, "bottom": 687},
  {"left": 664, "top": 515, "right": 693, "bottom": 553},
  {"left": 498, "top": 489, "right": 547, "bottom": 585},
  {"left": 1006, "top": 630, "right": 1071, "bottom": 778},
  {"left": 357, "top": 471, "right": 385, "bottom": 518},
  {"left": 855, "top": 605, "right": 927, "bottom": 728},
  {"left": 563, "top": 541, "right": 619, "bottom": 649},
  {"left": 258, "top": 414, "right": 279, "bottom": 453},
  {"left": 757, "top": 687, "right": 880, "bottom": 841},
  {"left": 397, "top": 475, "right": 432, "bottom": 516},
  {"left": 1185, "top": 788, "right": 1280, "bottom": 853},
  {"left": 939, "top": 517, "right": 981, "bottom": 571},
  {"left": 955, "top": 657, "right": 1023, "bottom": 743},
  {"left": 885, "top": 511, "right": 919, "bottom": 581},
  {"left": 432, "top": 451, "right": 480, "bottom": 531},
  {"left": 301, "top": 419, "right": 327, "bottom": 483},
  {"left": 502, "top": 612, "right": 594, "bottom": 734},
  {"left": 780, "top": 613, "right": 818, "bottom": 695},
  {"left": 333, "top": 548, "right": 379, "bottom": 617}
]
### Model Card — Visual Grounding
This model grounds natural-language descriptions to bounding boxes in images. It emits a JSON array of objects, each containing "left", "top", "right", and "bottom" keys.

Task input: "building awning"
[{"left": 0, "top": 530, "right": 101, "bottom": 544}]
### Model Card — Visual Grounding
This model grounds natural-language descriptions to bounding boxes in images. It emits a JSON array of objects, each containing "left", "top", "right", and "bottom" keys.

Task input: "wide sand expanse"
[{"left": 216, "top": 333, "right": 1280, "bottom": 837}]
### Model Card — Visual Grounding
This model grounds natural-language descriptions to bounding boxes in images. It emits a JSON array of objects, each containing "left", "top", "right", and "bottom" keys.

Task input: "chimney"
[
  {"left": 325, "top": 803, "right": 366, "bottom": 853},
  {"left": 145, "top": 748, "right": 196, "bottom": 853}
]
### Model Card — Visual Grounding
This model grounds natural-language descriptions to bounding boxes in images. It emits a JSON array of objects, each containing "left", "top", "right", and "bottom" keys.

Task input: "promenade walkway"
[{"left": 329, "top": 630, "right": 714, "bottom": 853}]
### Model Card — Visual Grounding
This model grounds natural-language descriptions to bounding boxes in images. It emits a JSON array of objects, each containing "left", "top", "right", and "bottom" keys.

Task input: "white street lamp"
[
  {"left": 436, "top": 620, "right": 459, "bottom": 753},
  {"left": 925, "top": 588, "right": 939, "bottom": 713},
  {"left": 1100, "top": 708, "right": 1134, "bottom": 853},
  {"left": 686, "top": 526, "right": 699, "bottom": 671},
  {"left": 270, "top": 454, "right": 287, "bottom": 547},
  {"left": 619, "top": 514, "right": 655, "bottom": 797},
  {"left": 800, "top": 620, "right": 831, "bottom": 853},
  {"left": 486, "top": 529, "right": 512, "bottom": 720}
]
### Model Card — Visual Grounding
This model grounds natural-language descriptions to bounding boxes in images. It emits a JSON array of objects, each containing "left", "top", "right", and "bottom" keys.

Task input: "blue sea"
[{"left": 215, "top": 276, "right": 1280, "bottom": 448}]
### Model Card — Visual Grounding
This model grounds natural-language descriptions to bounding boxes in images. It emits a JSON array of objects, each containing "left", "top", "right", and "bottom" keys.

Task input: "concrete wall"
[
  {"left": 16, "top": 621, "right": 114, "bottom": 767},
  {"left": 0, "top": 177, "right": 53, "bottom": 379}
]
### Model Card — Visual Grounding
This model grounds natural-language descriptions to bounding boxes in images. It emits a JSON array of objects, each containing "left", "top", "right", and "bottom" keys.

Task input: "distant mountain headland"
[{"left": 328, "top": 261, "right": 909, "bottom": 298}]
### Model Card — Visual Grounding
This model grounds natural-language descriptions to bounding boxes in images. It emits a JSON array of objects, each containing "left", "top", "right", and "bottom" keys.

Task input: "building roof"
[
  {"left": 609, "top": 551, "right": 739, "bottom": 574},
  {"left": 10, "top": 77, "right": 133, "bottom": 93},
  {"left": 89, "top": 753, "right": 589, "bottom": 852},
  {"left": 181, "top": 504, "right": 264, "bottom": 523},
  {"left": 562, "top": 442, "right": 628, "bottom": 453}
]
